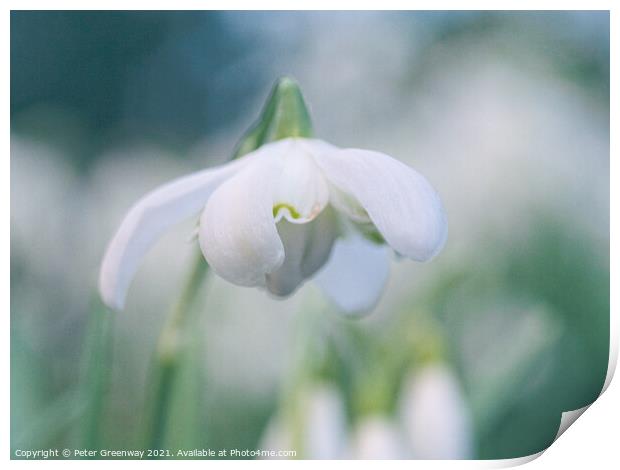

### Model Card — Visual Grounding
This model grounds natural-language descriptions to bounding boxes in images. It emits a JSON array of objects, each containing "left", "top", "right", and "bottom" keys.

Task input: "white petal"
[
  {"left": 314, "top": 235, "right": 390, "bottom": 315},
  {"left": 272, "top": 139, "right": 330, "bottom": 223},
  {"left": 199, "top": 156, "right": 285, "bottom": 287},
  {"left": 313, "top": 148, "right": 447, "bottom": 261},
  {"left": 399, "top": 364, "right": 474, "bottom": 459},
  {"left": 99, "top": 157, "right": 248, "bottom": 310},
  {"left": 266, "top": 208, "right": 338, "bottom": 296}
]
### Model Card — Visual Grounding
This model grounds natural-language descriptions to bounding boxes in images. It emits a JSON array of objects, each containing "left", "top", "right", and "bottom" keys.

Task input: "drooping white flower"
[
  {"left": 399, "top": 364, "right": 474, "bottom": 459},
  {"left": 99, "top": 137, "right": 447, "bottom": 314}
]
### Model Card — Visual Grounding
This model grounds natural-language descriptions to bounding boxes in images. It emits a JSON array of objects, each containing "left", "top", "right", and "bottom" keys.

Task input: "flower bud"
[{"left": 233, "top": 76, "right": 313, "bottom": 158}]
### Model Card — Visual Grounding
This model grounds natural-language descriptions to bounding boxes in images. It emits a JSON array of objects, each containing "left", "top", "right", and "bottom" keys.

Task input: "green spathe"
[{"left": 233, "top": 76, "right": 313, "bottom": 158}]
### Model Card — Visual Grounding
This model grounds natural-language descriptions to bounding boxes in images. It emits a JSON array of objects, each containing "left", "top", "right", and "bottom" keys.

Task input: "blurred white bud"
[
  {"left": 399, "top": 363, "right": 474, "bottom": 459},
  {"left": 303, "top": 382, "right": 349, "bottom": 459},
  {"left": 348, "top": 415, "right": 406, "bottom": 460},
  {"left": 258, "top": 415, "right": 292, "bottom": 460},
  {"left": 259, "top": 382, "right": 348, "bottom": 459}
]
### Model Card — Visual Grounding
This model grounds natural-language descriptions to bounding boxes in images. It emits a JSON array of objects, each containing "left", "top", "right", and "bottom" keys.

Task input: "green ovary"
[{"left": 273, "top": 203, "right": 301, "bottom": 220}]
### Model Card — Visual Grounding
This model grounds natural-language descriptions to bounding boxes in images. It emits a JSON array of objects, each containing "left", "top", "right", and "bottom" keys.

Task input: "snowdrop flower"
[
  {"left": 348, "top": 415, "right": 406, "bottom": 459},
  {"left": 99, "top": 78, "right": 447, "bottom": 314},
  {"left": 399, "top": 364, "right": 473, "bottom": 459}
]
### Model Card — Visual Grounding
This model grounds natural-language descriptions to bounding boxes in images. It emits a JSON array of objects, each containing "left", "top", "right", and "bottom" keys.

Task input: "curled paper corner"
[
  {"left": 554, "top": 405, "right": 590, "bottom": 441},
  {"left": 550, "top": 337, "right": 618, "bottom": 443},
  {"left": 546, "top": 328, "right": 619, "bottom": 451},
  {"left": 489, "top": 450, "right": 545, "bottom": 468},
  {"left": 601, "top": 339, "right": 618, "bottom": 395},
  {"left": 487, "top": 403, "right": 596, "bottom": 468}
]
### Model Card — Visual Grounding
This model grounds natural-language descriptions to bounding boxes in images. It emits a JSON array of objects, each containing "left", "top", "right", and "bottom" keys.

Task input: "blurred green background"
[{"left": 11, "top": 11, "right": 609, "bottom": 459}]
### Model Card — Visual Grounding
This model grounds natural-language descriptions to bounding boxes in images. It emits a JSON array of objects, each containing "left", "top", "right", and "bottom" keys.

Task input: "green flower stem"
[
  {"left": 147, "top": 251, "right": 209, "bottom": 452},
  {"left": 80, "top": 299, "right": 114, "bottom": 452},
  {"left": 280, "top": 298, "right": 328, "bottom": 458}
]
